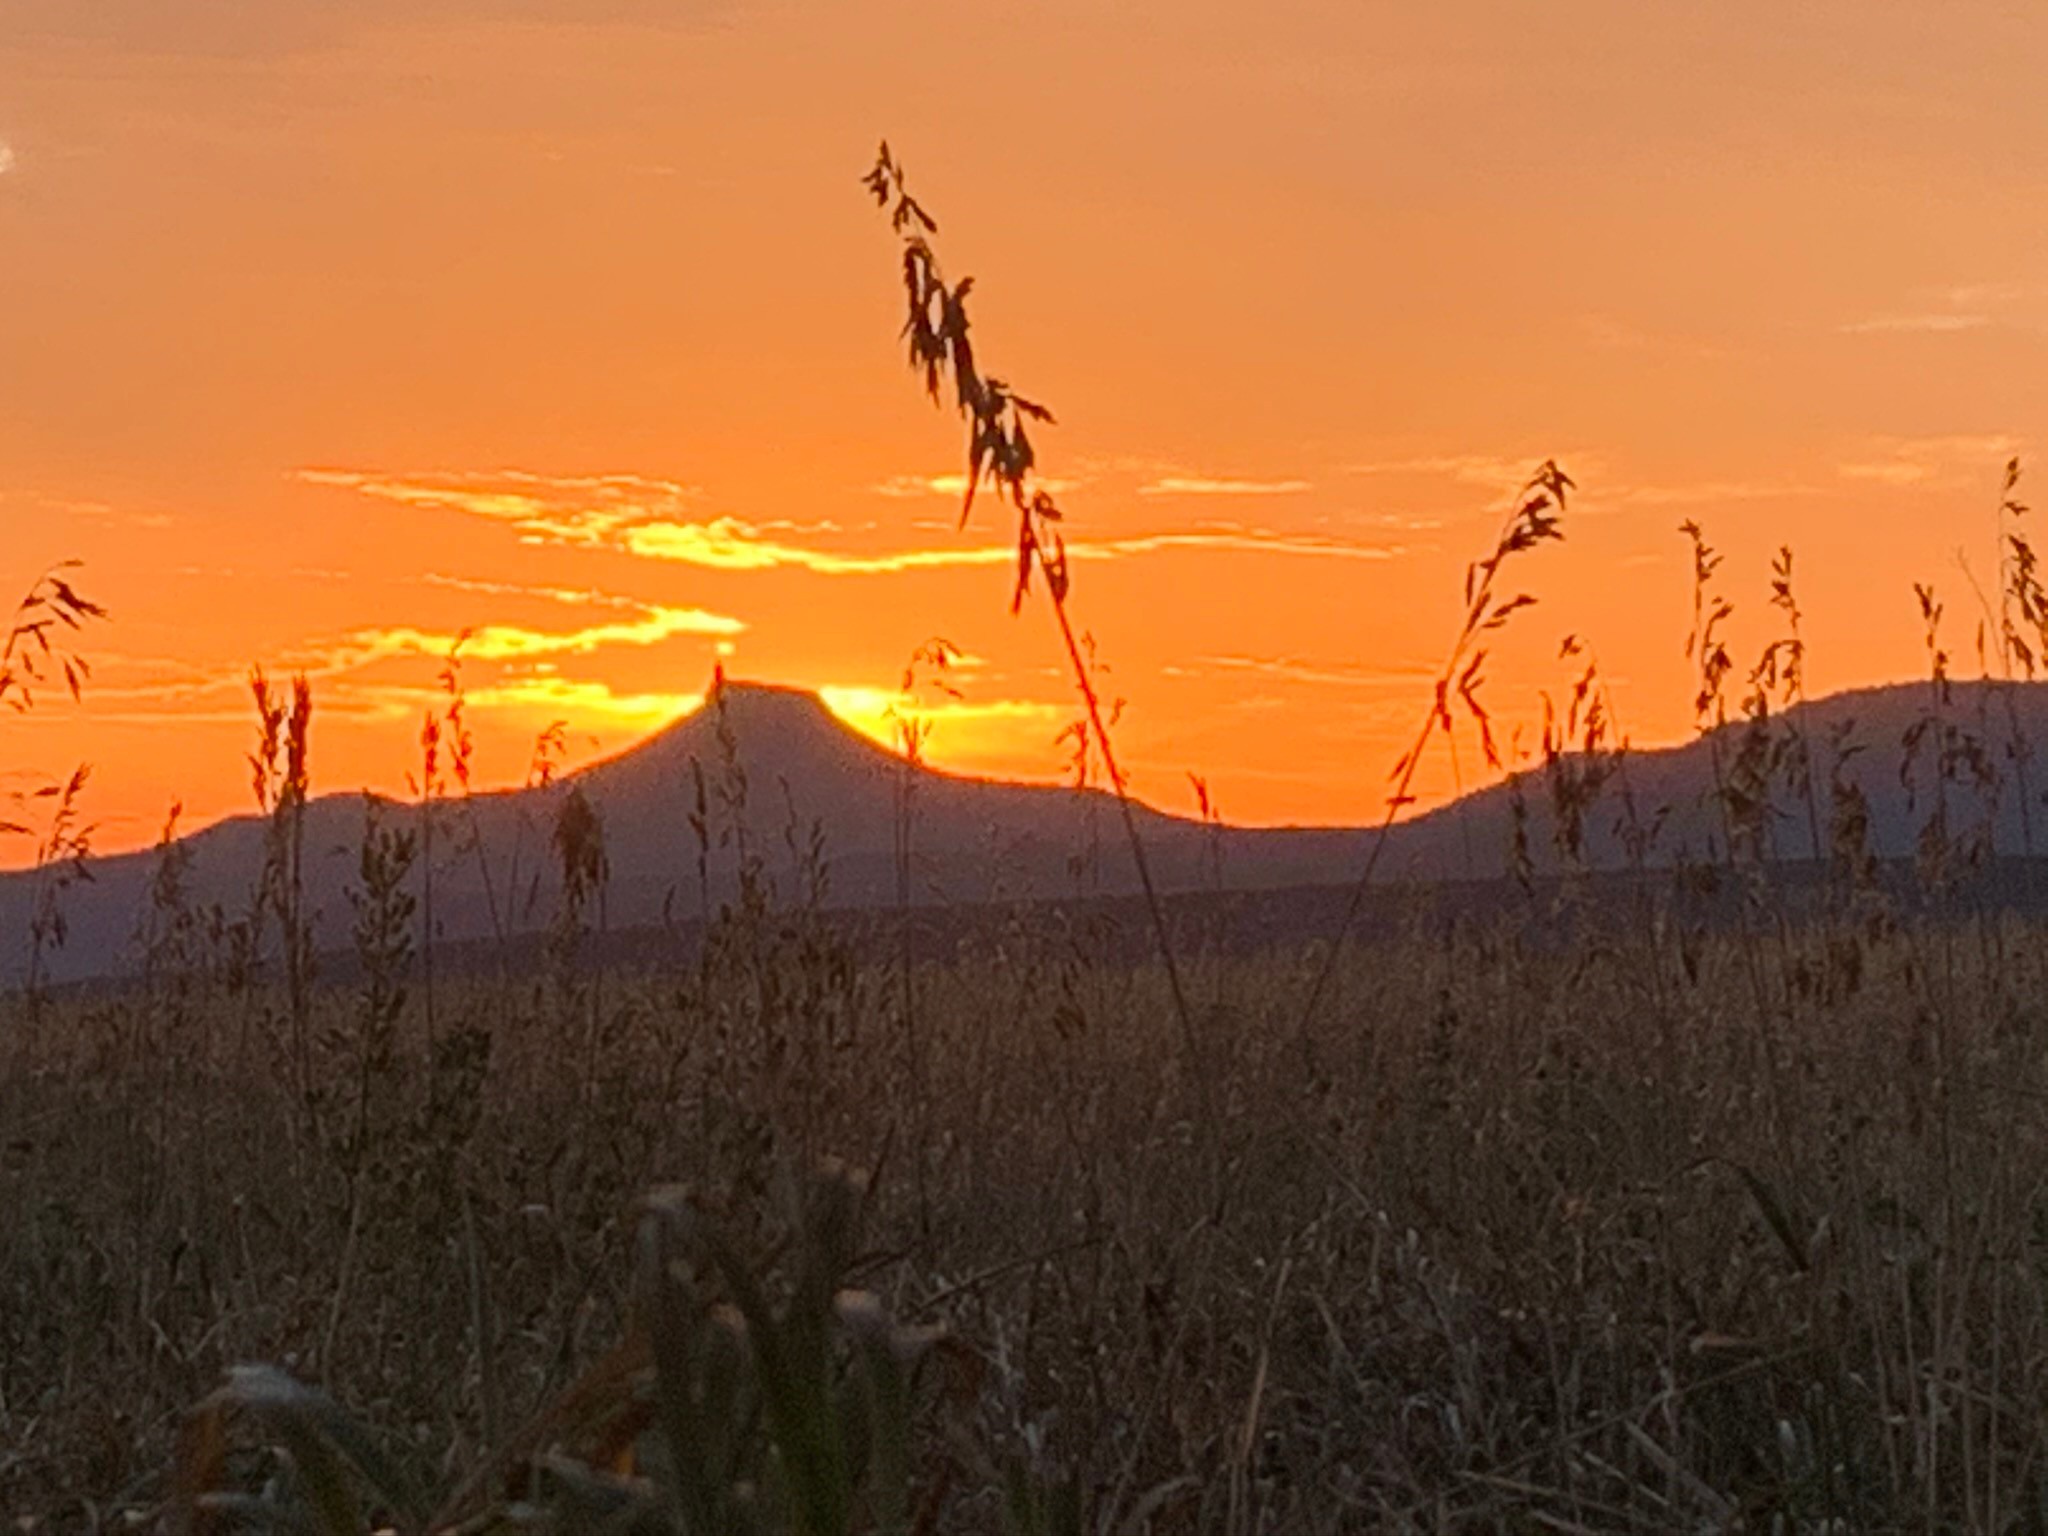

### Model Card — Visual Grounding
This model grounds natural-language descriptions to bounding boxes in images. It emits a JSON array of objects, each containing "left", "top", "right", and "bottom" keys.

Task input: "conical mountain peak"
[
  {"left": 575, "top": 673, "right": 899, "bottom": 801},
  {"left": 702, "top": 675, "right": 844, "bottom": 727}
]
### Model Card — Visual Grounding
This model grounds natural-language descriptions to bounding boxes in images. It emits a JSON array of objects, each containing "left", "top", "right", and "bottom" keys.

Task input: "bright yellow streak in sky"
[{"left": 2, "top": 0, "right": 2046, "bottom": 856}]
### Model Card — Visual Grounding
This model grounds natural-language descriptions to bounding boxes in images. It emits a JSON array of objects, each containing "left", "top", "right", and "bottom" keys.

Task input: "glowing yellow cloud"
[
  {"left": 618, "top": 518, "right": 1019, "bottom": 573},
  {"left": 351, "top": 604, "right": 745, "bottom": 663},
  {"left": 304, "top": 468, "right": 1408, "bottom": 573},
  {"left": 872, "top": 473, "right": 1080, "bottom": 498},
  {"left": 464, "top": 677, "right": 705, "bottom": 724}
]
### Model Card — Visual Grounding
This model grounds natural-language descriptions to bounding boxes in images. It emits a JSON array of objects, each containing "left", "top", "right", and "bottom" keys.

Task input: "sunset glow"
[{"left": 5, "top": 0, "right": 2046, "bottom": 854}]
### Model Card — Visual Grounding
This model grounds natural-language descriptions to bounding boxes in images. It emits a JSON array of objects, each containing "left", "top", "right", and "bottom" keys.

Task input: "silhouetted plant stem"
[
  {"left": 21, "top": 765, "right": 93, "bottom": 1024},
  {"left": 888, "top": 638, "right": 958, "bottom": 1246},
  {"left": 1293, "top": 464, "right": 1570, "bottom": 1045},
  {"left": 2, "top": 563, "right": 105, "bottom": 1022},
  {"left": 281, "top": 677, "right": 313, "bottom": 1139},
  {"left": 0, "top": 563, "right": 105, "bottom": 716},
  {"left": 417, "top": 707, "right": 443, "bottom": 1074},
  {"left": 1042, "top": 575, "right": 1209, "bottom": 1102},
  {"left": 246, "top": 668, "right": 317, "bottom": 1147},
  {"left": 864, "top": 143, "right": 1213, "bottom": 1123},
  {"left": 1763, "top": 546, "right": 1830, "bottom": 868},
  {"left": 438, "top": 640, "right": 509, "bottom": 961},
  {"left": 1680, "top": 520, "right": 1778, "bottom": 1038},
  {"left": 1993, "top": 459, "right": 2040, "bottom": 869}
]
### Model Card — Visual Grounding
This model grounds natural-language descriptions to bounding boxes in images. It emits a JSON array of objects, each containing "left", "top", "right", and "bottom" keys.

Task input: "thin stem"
[
  {"left": 1293, "top": 470, "right": 1566, "bottom": 1041},
  {"left": 1041, "top": 566, "right": 1210, "bottom": 1116}
]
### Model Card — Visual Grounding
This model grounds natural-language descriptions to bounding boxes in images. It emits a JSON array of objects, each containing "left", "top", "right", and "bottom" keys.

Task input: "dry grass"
[{"left": 10, "top": 834, "right": 2048, "bottom": 1531}]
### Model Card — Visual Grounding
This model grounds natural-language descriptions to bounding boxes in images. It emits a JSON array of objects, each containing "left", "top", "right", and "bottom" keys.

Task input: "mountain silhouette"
[
  {"left": 10, "top": 674, "right": 2048, "bottom": 983},
  {"left": 0, "top": 679, "right": 1361, "bottom": 984},
  {"left": 1383, "top": 678, "right": 2048, "bottom": 880}
]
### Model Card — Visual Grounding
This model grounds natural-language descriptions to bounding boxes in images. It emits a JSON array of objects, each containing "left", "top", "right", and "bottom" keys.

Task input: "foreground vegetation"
[{"left": 10, "top": 834, "right": 2048, "bottom": 1533}]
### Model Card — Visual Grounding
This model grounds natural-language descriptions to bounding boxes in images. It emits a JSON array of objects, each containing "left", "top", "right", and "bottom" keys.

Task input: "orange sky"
[{"left": 3, "top": 0, "right": 2046, "bottom": 857}]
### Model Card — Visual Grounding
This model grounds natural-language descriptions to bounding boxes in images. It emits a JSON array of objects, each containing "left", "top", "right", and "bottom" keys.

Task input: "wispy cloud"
[
  {"left": 418, "top": 571, "right": 648, "bottom": 611},
  {"left": 1174, "top": 653, "right": 1435, "bottom": 689},
  {"left": 1943, "top": 283, "right": 2030, "bottom": 309},
  {"left": 47, "top": 652, "right": 411, "bottom": 725},
  {"left": 1330, "top": 510, "right": 1446, "bottom": 532},
  {"left": 1837, "top": 461, "right": 1934, "bottom": 486},
  {"left": 1138, "top": 476, "right": 1312, "bottom": 496},
  {"left": 871, "top": 473, "right": 1078, "bottom": 498},
  {"left": 872, "top": 474, "right": 971, "bottom": 499},
  {"left": 1349, "top": 458, "right": 1812, "bottom": 514},
  {"left": 616, "top": 518, "right": 1007, "bottom": 573},
  {"left": 296, "top": 467, "right": 700, "bottom": 547},
  {"left": 627, "top": 520, "right": 1407, "bottom": 571},
  {"left": 1836, "top": 433, "right": 2027, "bottom": 487},
  {"left": 1840, "top": 282, "right": 2032, "bottom": 337},
  {"left": 305, "top": 467, "right": 1408, "bottom": 572},
  {"left": 349, "top": 604, "right": 745, "bottom": 664},
  {"left": 78, "top": 619, "right": 731, "bottom": 730},
  {"left": 1077, "top": 530, "right": 1400, "bottom": 563},
  {"left": 303, "top": 675, "right": 705, "bottom": 732},
  {"left": 61, "top": 655, "right": 252, "bottom": 711},
  {"left": 1839, "top": 314, "right": 1992, "bottom": 336},
  {"left": 0, "top": 142, "right": 15, "bottom": 178},
  {"left": 304, "top": 468, "right": 998, "bottom": 570},
  {"left": 1345, "top": 454, "right": 1583, "bottom": 492}
]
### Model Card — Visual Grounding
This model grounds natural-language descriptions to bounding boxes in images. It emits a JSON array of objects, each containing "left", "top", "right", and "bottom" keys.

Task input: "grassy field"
[{"left": 9, "top": 841, "right": 2048, "bottom": 1531}]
